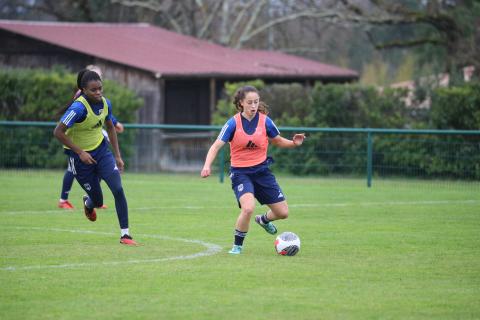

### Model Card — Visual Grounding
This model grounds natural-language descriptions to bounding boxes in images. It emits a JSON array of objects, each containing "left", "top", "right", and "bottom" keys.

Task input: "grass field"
[{"left": 1, "top": 171, "right": 479, "bottom": 319}]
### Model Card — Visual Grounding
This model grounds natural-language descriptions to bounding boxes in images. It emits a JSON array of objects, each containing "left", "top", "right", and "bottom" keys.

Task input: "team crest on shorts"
[{"left": 237, "top": 184, "right": 244, "bottom": 192}]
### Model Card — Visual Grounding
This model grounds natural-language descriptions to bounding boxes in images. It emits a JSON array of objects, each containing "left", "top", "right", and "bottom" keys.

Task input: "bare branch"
[
  {"left": 225, "top": 0, "right": 257, "bottom": 45},
  {"left": 234, "top": 0, "right": 268, "bottom": 48},
  {"left": 237, "top": 10, "right": 341, "bottom": 48},
  {"left": 278, "top": 47, "right": 326, "bottom": 54},
  {"left": 197, "top": 0, "right": 223, "bottom": 39},
  {"left": 110, "top": 0, "right": 183, "bottom": 33},
  {"left": 110, "top": 0, "right": 164, "bottom": 12}
]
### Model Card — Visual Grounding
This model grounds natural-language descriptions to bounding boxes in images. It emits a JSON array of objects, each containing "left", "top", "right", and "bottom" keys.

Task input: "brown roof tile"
[{"left": 0, "top": 20, "right": 358, "bottom": 79}]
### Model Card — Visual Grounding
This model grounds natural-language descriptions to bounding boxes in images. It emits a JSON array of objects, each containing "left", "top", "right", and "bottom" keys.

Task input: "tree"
[
  {"left": 2, "top": 0, "right": 478, "bottom": 84},
  {"left": 342, "top": 0, "right": 480, "bottom": 78}
]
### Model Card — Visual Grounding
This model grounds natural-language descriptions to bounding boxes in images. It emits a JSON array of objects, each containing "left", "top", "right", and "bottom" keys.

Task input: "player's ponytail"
[{"left": 258, "top": 101, "right": 269, "bottom": 115}]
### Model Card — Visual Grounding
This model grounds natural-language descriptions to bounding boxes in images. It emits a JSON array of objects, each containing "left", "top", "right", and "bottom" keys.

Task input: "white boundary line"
[
  {"left": 1, "top": 227, "right": 223, "bottom": 271},
  {"left": 0, "top": 199, "right": 479, "bottom": 215},
  {"left": 290, "top": 199, "right": 480, "bottom": 208}
]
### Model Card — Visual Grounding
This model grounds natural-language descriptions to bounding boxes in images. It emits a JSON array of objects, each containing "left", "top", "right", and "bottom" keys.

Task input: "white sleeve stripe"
[
  {"left": 63, "top": 111, "right": 76, "bottom": 125},
  {"left": 271, "top": 121, "right": 280, "bottom": 135},
  {"left": 217, "top": 124, "right": 229, "bottom": 140}
]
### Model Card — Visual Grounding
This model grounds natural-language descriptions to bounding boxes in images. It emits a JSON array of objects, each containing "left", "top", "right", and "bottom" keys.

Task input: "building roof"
[{"left": 0, "top": 19, "right": 358, "bottom": 80}]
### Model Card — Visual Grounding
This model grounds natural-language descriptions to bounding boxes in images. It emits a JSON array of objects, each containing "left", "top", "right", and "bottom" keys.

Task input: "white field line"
[
  {"left": 0, "top": 199, "right": 479, "bottom": 215},
  {"left": 290, "top": 199, "right": 480, "bottom": 208},
  {"left": 1, "top": 227, "right": 223, "bottom": 271}
]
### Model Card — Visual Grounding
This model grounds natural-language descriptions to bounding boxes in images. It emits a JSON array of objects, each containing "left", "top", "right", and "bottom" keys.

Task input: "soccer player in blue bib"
[{"left": 54, "top": 70, "right": 137, "bottom": 246}]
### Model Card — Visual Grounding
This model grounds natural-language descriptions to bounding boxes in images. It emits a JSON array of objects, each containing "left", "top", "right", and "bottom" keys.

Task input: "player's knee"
[
  {"left": 241, "top": 205, "right": 255, "bottom": 217},
  {"left": 275, "top": 207, "right": 289, "bottom": 220}
]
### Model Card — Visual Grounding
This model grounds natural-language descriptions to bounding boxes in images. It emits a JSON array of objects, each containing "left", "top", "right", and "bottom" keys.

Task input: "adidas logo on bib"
[{"left": 245, "top": 140, "right": 258, "bottom": 149}]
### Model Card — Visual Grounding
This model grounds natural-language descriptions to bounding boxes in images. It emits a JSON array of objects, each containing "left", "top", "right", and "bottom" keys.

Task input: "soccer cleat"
[
  {"left": 58, "top": 200, "right": 74, "bottom": 210},
  {"left": 255, "top": 215, "right": 277, "bottom": 235},
  {"left": 99, "top": 204, "right": 108, "bottom": 209},
  {"left": 228, "top": 245, "right": 243, "bottom": 255},
  {"left": 82, "top": 195, "right": 97, "bottom": 222},
  {"left": 120, "top": 234, "right": 139, "bottom": 246}
]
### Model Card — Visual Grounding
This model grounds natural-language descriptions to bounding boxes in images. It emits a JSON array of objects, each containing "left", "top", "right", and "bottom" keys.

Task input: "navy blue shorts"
[
  {"left": 230, "top": 168, "right": 285, "bottom": 206},
  {"left": 65, "top": 140, "right": 119, "bottom": 193}
]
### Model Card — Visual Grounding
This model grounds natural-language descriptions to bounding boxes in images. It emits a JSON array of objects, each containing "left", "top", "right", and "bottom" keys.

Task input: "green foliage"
[
  {"left": 0, "top": 67, "right": 143, "bottom": 123},
  {"left": 212, "top": 80, "right": 479, "bottom": 179},
  {"left": 0, "top": 67, "right": 143, "bottom": 169},
  {"left": 430, "top": 82, "right": 480, "bottom": 130},
  {"left": 211, "top": 80, "right": 265, "bottom": 125},
  {"left": 0, "top": 68, "right": 74, "bottom": 121},
  {"left": 260, "top": 83, "right": 312, "bottom": 126}
]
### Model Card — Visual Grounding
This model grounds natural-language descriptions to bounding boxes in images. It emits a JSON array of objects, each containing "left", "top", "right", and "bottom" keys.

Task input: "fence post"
[
  {"left": 367, "top": 131, "right": 373, "bottom": 188},
  {"left": 219, "top": 147, "right": 225, "bottom": 183}
]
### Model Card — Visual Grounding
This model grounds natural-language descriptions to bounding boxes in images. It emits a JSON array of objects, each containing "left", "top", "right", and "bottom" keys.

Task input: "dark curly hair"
[
  {"left": 233, "top": 85, "right": 268, "bottom": 114},
  {"left": 233, "top": 86, "right": 257, "bottom": 112}
]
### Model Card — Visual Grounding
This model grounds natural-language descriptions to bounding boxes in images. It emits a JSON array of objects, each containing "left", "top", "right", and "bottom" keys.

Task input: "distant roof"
[{"left": 0, "top": 19, "right": 358, "bottom": 80}]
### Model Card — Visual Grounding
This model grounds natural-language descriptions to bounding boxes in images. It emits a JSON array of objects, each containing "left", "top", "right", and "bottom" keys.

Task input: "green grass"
[{"left": 0, "top": 171, "right": 479, "bottom": 319}]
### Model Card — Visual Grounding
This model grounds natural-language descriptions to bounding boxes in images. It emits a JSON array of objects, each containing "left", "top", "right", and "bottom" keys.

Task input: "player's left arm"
[
  {"left": 270, "top": 134, "right": 305, "bottom": 148},
  {"left": 266, "top": 116, "right": 305, "bottom": 148},
  {"left": 105, "top": 101, "right": 124, "bottom": 172},
  {"left": 111, "top": 114, "right": 124, "bottom": 133}
]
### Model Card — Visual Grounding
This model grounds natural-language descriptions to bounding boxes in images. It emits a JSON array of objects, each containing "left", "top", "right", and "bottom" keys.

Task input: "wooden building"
[
  {"left": 0, "top": 20, "right": 358, "bottom": 171},
  {"left": 0, "top": 20, "right": 357, "bottom": 125}
]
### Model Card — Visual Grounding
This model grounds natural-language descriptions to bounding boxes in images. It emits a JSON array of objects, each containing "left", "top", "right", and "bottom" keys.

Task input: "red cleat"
[
  {"left": 120, "top": 234, "right": 139, "bottom": 246},
  {"left": 82, "top": 195, "right": 97, "bottom": 222},
  {"left": 99, "top": 204, "right": 108, "bottom": 209},
  {"left": 58, "top": 200, "right": 74, "bottom": 210}
]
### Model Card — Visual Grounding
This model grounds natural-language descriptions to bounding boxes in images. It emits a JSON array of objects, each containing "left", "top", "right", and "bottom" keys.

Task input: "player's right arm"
[
  {"left": 201, "top": 139, "right": 225, "bottom": 178},
  {"left": 201, "top": 118, "right": 235, "bottom": 178},
  {"left": 53, "top": 104, "right": 97, "bottom": 164}
]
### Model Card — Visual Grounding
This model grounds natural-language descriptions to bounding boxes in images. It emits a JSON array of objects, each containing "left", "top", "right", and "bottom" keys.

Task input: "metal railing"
[{"left": 0, "top": 121, "right": 480, "bottom": 187}]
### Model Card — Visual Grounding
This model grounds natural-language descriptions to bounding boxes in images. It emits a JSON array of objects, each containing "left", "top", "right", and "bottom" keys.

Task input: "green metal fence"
[{"left": 1, "top": 121, "right": 479, "bottom": 187}]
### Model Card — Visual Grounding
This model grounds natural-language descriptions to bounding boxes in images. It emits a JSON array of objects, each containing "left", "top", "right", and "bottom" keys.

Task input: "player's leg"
[
  {"left": 74, "top": 166, "right": 103, "bottom": 222},
  {"left": 58, "top": 160, "right": 75, "bottom": 209},
  {"left": 265, "top": 201, "right": 289, "bottom": 221},
  {"left": 97, "top": 150, "right": 137, "bottom": 245},
  {"left": 235, "top": 192, "right": 256, "bottom": 232},
  {"left": 253, "top": 169, "right": 287, "bottom": 234},
  {"left": 229, "top": 173, "right": 255, "bottom": 254},
  {"left": 97, "top": 178, "right": 108, "bottom": 209}
]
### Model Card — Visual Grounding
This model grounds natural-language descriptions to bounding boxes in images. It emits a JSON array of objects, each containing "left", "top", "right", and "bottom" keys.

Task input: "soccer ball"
[{"left": 274, "top": 232, "right": 300, "bottom": 256}]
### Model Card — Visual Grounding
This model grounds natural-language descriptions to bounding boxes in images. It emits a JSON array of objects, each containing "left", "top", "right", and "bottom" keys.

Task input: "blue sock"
[
  {"left": 234, "top": 229, "right": 247, "bottom": 246},
  {"left": 60, "top": 170, "right": 74, "bottom": 200},
  {"left": 261, "top": 213, "right": 270, "bottom": 224}
]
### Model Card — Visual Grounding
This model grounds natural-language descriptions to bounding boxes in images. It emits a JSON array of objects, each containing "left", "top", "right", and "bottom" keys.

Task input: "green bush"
[
  {"left": 430, "top": 82, "right": 480, "bottom": 130},
  {"left": 212, "top": 80, "right": 480, "bottom": 179},
  {"left": 212, "top": 80, "right": 265, "bottom": 125},
  {"left": 0, "top": 67, "right": 143, "bottom": 169}
]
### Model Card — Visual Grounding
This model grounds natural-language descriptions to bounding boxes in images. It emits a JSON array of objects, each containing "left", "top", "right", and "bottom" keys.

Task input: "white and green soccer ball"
[{"left": 274, "top": 232, "right": 300, "bottom": 256}]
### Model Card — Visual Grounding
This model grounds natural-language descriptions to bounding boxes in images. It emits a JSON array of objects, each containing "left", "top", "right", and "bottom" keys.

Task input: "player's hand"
[
  {"left": 293, "top": 133, "right": 306, "bottom": 146},
  {"left": 79, "top": 151, "right": 97, "bottom": 164},
  {"left": 201, "top": 167, "right": 211, "bottom": 178},
  {"left": 115, "top": 122, "right": 124, "bottom": 133},
  {"left": 115, "top": 157, "right": 125, "bottom": 173}
]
